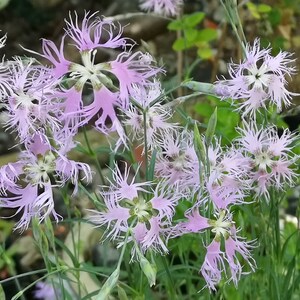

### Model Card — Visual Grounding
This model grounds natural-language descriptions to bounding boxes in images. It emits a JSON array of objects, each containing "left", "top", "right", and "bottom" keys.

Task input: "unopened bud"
[
  {"left": 193, "top": 123, "right": 206, "bottom": 166},
  {"left": 205, "top": 107, "right": 217, "bottom": 147},
  {"left": 139, "top": 256, "right": 157, "bottom": 287}
]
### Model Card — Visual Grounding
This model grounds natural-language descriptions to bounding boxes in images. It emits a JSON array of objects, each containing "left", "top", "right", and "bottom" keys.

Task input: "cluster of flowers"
[{"left": 0, "top": 11, "right": 297, "bottom": 293}]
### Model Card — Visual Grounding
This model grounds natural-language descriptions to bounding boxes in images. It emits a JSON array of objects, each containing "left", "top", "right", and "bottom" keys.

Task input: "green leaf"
[
  {"left": 0, "top": 285, "right": 5, "bottom": 300},
  {"left": 168, "top": 12, "right": 205, "bottom": 30},
  {"left": 117, "top": 286, "right": 129, "bottom": 300},
  {"left": 197, "top": 45, "right": 213, "bottom": 59},
  {"left": 185, "top": 28, "right": 198, "bottom": 42},
  {"left": 96, "top": 268, "right": 120, "bottom": 300},
  {"left": 183, "top": 12, "right": 205, "bottom": 27},
  {"left": 257, "top": 4, "right": 271, "bottom": 13},
  {"left": 268, "top": 9, "right": 281, "bottom": 26},
  {"left": 172, "top": 37, "right": 194, "bottom": 51},
  {"left": 194, "top": 102, "right": 214, "bottom": 118},
  {"left": 247, "top": 2, "right": 260, "bottom": 19},
  {"left": 196, "top": 28, "right": 218, "bottom": 42}
]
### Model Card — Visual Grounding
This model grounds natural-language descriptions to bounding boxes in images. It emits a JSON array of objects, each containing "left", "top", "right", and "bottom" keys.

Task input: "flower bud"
[{"left": 139, "top": 256, "right": 157, "bottom": 287}]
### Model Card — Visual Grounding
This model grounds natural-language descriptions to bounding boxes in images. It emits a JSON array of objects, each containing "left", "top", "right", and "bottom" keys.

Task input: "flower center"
[
  {"left": 254, "top": 150, "right": 273, "bottom": 172},
  {"left": 14, "top": 92, "right": 37, "bottom": 109},
  {"left": 69, "top": 50, "right": 104, "bottom": 91},
  {"left": 210, "top": 210, "right": 232, "bottom": 238},
  {"left": 24, "top": 152, "right": 56, "bottom": 185},
  {"left": 128, "top": 197, "right": 153, "bottom": 222}
]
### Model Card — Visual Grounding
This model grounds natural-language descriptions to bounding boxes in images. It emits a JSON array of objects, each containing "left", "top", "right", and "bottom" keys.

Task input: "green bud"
[
  {"left": 205, "top": 107, "right": 217, "bottom": 147},
  {"left": 193, "top": 123, "right": 206, "bottom": 166},
  {"left": 181, "top": 81, "right": 216, "bottom": 96},
  {"left": 96, "top": 268, "right": 120, "bottom": 300},
  {"left": 139, "top": 256, "right": 157, "bottom": 287}
]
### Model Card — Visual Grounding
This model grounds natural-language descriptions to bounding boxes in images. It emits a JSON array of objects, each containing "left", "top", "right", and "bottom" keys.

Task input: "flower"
[
  {"left": 155, "top": 129, "right": 201, "bottom": 195},
  {"left": 34, "top": 281, "right": 59, "bottom": 300},
  {"left": 205, "top": 142, "right": 250, "bottom": 209},
  {"left": 139, "top": 0, "right": 183, "bottom": 16},
  {"left": 32, "top": 12, "right": 162, "bottom": 148},
  {"left": 1, "top": 57, "right": 60, "bottom": 142},
  {"left": 124, "top": 82, "right": 178, "bottom": 150},
  {"left": 0, "top": 132, "right": 91, "bottom": 230},
  {"left": 200, "top": 239, "right": 225, "bottom": 291},
  {"left": 174, "top": 208, "right": 256, "bottom": 291},
  {"left": 215, "top": 39, "right": 297, "bottom": 117},
  {"left": 64, "top": 11, "right": 129, "bottom": 51},
  {"left": 237, "top": 122, "right": 297, "bottom": 199},
  {"left": 88, "top": 163, "right": 179, "bottom": 258},
  {"left": 171, "top": 209, "right": 210, "bottom": 236},
  {"left": 224, "top": 227, "right": 256, "bottom": 287}
]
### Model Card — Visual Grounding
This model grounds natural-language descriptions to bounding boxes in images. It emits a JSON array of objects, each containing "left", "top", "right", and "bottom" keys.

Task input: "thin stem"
[
  {"left": 44, "top": 217, "right": 67, "bottom": 300},
  {"left": 62, "top": 188, "right": 82, "bottom": 298},
  {"left": 82, "top": 127, "right": 106, "bottom": 184},
  {"left": 161, "top": 256, "right": 177, "bottom": 299},
  {"left": 0, "top": 269, "right": 47, "bottom": 284},
  {"left": 176, "top": 8, "right": 183, "bottom": 98},
  {"left": 142, "top": 109, "right": 149, "bottom": 181},
  {"left": 11, "top": 268, "right": 64, "bottom": 300},
  {"left": 220, "top": 0, "right": 247, "bottom": 55},
  {"left": 117, "top": 220, "right": 136, "bottom": 270}
]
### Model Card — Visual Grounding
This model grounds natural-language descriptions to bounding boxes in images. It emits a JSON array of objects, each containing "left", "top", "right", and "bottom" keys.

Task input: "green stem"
[
  {"left": 82, "top": 127, "right": 106, "bottom": 184},
  {"left": 220, "top": 0, "right": 247, "bottom": 55},
  {"left": 11, "top": 268, "right": 65, "bottom": 300},
  {"left": 161, "top": 256, "right": 177, "bottom": 300},
  {"left": 143, "top": 110, "right": 149, "bottom": 181}
]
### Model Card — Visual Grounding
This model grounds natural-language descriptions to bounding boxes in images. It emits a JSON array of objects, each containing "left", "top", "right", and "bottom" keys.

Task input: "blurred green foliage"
[{"left": 168, "top": 12, "right": 217, "bottom": 60}]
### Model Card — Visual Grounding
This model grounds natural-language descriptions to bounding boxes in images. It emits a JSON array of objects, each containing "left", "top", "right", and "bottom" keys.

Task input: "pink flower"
[
  {"left": 224, "top": 229, "right": 256, "bottom": 287},
  {"left": 125, "top": 83, "right": 178, "bottom": 150},
  {"left": 88, "top": 194, "right": 130, "bottom": 240},
  {"left": 205, "top": 142, "right": 250, "bottom": 209},
  {"left": 139, "top": 0, "right": 183, "bottom": 16},
  {"left": 203, "top": 216, "right": 255, "bottom": 290},
  {"left": 2, "top": 58, "right": 60, "bottom": 142},
  {"left": 172, "top": 209, "right": 211, "bottom": 236},
  {"left": 155, "top": 129, "right": 201, "bottom": 195},
  {"left": 237, "top": 123, "right": 297, "bottom": 199},
  {"left": 88, "top": 163, "right": 178, "bottom": 258},
  {"left": 104, "top": 163, "right": 151, "bottom": 201},
  {"left": 108, "top": 52, "right": 163, "bottom": 107},
  {"left": 64, "top": 11, "right": 129, "bottom": 51},
  {"left": 34, "top": 281, "right": 60, "bottom": 300},
  {"left": 31, "top": 12, "right": 162, "bottom": 148},
  {"left": 201, "top": 240, "right": 225, "bottom": 291},
  {"left": 140, "top": 216, "right": 169, "bottom": 254},
  {"left": 201, "top": 232, "right": 256, "bottom": 291},
  {"left": 39, "top": 37, "right": 71, "bottom": 78},
  {"left": 216, "top": 39, "right": 297, "bottom": 116},
  {"left": 150, "top": 188, "right": 178, "bottom": 222},
  {"left": 0, "top": 132, "right": 91, "bottom": 230}
]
